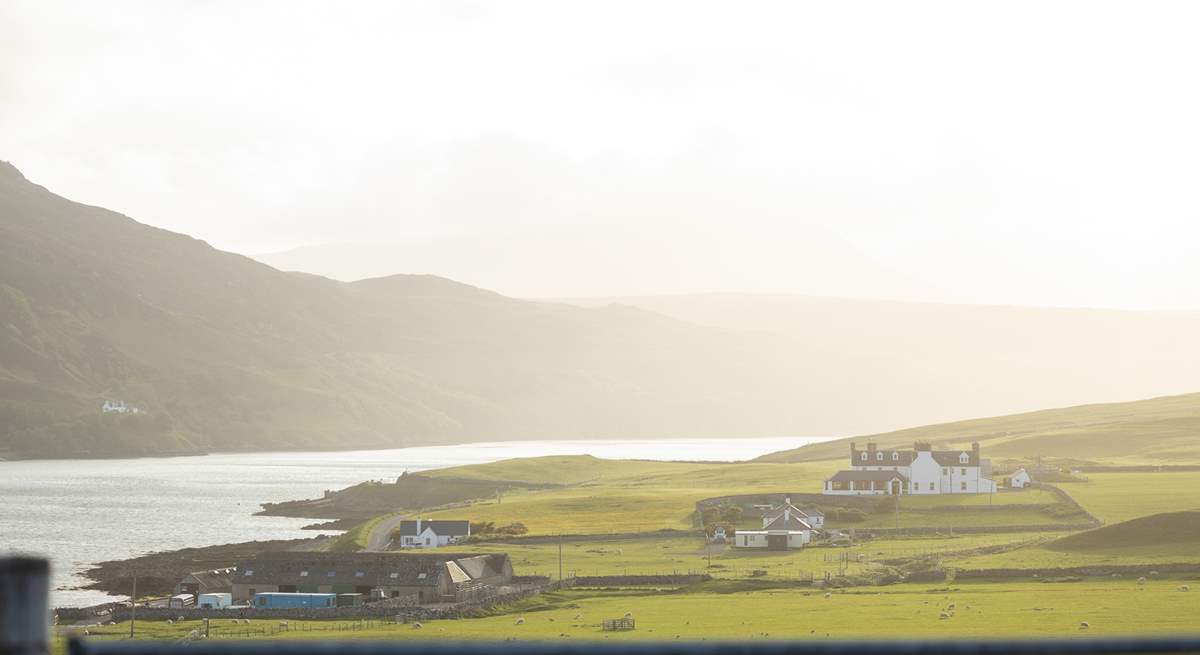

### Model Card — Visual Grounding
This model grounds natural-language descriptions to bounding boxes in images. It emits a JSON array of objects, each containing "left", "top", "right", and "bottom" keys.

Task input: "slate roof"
[
  {"left": 767, "top": 501, "right": 824, "bottom": 519},
  {"left": 762, "top": 514, "right": 813, "bottom": 531},
  {"left": 396, "top": 520, "right": 470, "bottom": 537},
  {"left": 180, "top": 569, "right": 235, "bottom": 592},
  {"left": 931, "top": 451, "right": 978, "bottom": 466},
  {"left": 235, "top": 551, "right": 506, "bottom": 588},
  {"left": 849, "top": 449, "right": 916, "bottom": 467},
  {"left": 826, "top": 469, "right": 909, "bottom": 483}
]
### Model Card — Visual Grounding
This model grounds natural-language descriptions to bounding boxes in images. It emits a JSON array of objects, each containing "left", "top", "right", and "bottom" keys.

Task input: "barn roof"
[
  {"left": 826, "top": 469, "right": 909, "bottom": 483},
  {"left": 762, "top": 514, "right": 813, "bottom": 532},
  {"left": 180, "top": 569, "right": 235, "bottom": 592},
  {"left": 234, "top": 551, "right": 507, "bottom": 588}
]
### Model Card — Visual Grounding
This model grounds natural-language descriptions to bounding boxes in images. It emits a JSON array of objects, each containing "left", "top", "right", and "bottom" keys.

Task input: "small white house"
[
  {"left": 396, "top": 519, "right": 470, "bottom": 548},
  {"left": 1008, "top": 468, "right": 1033, "bottom": 488},
  {"left": 734, "top": 507, "right": 813, "bottom": 550},
  {"left": 101, "top": 399, "right": 141, "bottom": 414}
]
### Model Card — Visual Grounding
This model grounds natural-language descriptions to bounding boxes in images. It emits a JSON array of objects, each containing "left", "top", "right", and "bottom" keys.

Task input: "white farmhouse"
[
  {"left": 734, "top": 501, "right": 815, "bottom": 550},
  {"left": 822, "top": 441, "right": 997, "bottom": 496},
  {"left": 395, "top": 519, "right": 470, "bottom": 548},
  {"left": 1008, "top": 468, "right": 1032, "bottom": 488}
]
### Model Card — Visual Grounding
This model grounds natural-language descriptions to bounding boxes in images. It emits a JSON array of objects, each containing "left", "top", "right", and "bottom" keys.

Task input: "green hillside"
[
  {"left": 0, "top": 161, "right": 836, "bottom": 459},
  {"left": 756, "top": 392, "right": 1200, "bottom": 464},
  {"left": 1047, "top": 511, "right": 1200, "bottom": 551}
]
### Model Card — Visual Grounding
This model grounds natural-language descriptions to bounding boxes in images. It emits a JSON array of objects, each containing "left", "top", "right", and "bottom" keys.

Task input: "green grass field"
[
  {"left": 464, "top": 532, "right": 1060, "bottom": 580},
  {"left": 71, "top": 578, "right": 1199, "bottom": 644},
  {"left": 1058, "top": 472, "right": 1200, "bottom": 523},
  {"left": 419, "top": 457, "right": 1078, "bottom": 536}
]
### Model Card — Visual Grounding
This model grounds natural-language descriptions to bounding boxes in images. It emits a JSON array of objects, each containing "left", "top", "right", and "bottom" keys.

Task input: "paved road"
[{"left": 366, "top": 513, "right": 408, "bottom": 552}]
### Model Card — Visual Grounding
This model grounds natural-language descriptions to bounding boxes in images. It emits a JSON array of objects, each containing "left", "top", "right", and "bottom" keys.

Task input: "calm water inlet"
[{"left": 0, "top": 436, "right": 829, "bottom": 607}]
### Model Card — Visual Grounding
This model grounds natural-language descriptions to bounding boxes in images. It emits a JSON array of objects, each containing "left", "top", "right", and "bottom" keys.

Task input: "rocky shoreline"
[{"left": 74, "top": 535, "right": 334, "bottom": 604}]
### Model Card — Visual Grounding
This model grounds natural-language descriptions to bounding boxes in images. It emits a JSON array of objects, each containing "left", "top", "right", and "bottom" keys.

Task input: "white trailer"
[
  {"left": 168, "top": 593, "right": 194, "bottom": 609},
  {"left": 197, "top": 592, "right": 233, "bottom": 609}
]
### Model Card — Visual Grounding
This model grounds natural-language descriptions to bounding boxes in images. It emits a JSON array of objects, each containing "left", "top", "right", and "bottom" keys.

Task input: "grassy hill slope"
[
  {"left": 0, "top": 161, "right": 857, "bottom": 458},
  {"left": 756, "top": 393, "right": 1200, "bottom": 464},
  {"left": 1047, "top": 511, "right": 1200, "bottom": 551}
]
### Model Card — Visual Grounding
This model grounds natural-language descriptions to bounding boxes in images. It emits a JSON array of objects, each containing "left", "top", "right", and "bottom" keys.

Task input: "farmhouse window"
[
  {"left": 942, "top": 468, "right": 948, "bottom": 475},
  {"left": 961, "top": 468, "right": 967, "bottom": 475},
  {"left": 892, "top": 452, "right": 899, "bottom": 460},
  {"left": 929, "top": 482, "right": 935, "bottom": 490},
  {"left": 877, "top": 452, "right": 883, "bottom": 460},
  {"left": 961, "top": 482, "right": 967, "bottom": 490},
  {"left": 860, "top": 452, "right": 867, "bottom": 461}
]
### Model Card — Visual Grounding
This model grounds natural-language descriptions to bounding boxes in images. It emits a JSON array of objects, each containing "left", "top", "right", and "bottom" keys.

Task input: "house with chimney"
[
  {"left": 733, "top": 498, "right": 818, "bottom": 550},
  {"left": 395, "top": 519, "right": 471, "bottom": 549},
  {"left": 822, "top": 441, "right": 997, "bottom": 495}
]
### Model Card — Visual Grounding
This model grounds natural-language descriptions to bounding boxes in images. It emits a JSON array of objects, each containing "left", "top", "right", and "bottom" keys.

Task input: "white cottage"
[
  {"left": 395, "top": 519, "right": 470, "bottom": 548},
  {"left": 1008, "top": 468, "right": 1032, "bottom": 488},
  {"left": 823, "top": 441, "right": 997, "bottom": 495},
  {"left": 734, "top": 504, "right": 814, "bottom": 550}
]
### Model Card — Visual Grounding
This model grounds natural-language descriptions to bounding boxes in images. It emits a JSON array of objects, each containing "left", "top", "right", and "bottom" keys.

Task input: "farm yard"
[
  {"left": 66, "top": 440, "right": 1200, "bottom": 648},
  {"left": 69, "top": 578, "right": 1200, "bottom": 644}
]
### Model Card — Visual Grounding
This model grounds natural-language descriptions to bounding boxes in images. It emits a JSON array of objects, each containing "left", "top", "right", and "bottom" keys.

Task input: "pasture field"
[
  {"left": 421, "top": 457, "right": 1079, "bottom": 536},
  {"left": 71, "top": 578, "right": 1200, "bottom": 644},
  {"left": 1057, "top": 472, "right": 1200, "bottom": 523},
  {"left": 465, "top": 532, "right": 1061, "bottom": 579},
  {"left": 950, "top": 542, "right": 1200, "bottom": 570}
]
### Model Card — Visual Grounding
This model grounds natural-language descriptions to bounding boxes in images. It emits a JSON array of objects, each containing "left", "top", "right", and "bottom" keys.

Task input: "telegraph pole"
[
  {"left": 129, "top": 574, "right": 137, "bottom": 639},
  {"left": 557, "top": 534, "right": 563, "bottom": 582}
]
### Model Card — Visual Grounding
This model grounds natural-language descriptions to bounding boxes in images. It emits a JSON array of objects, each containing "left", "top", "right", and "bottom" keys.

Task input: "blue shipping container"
[{"left": 253, "top": 592, "right": 337, "bottom": 609}]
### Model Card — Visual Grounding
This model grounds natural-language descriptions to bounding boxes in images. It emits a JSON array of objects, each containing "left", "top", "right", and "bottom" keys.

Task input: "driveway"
[{"left": 366, "top": 513, "right": 408, "bottom": 551}]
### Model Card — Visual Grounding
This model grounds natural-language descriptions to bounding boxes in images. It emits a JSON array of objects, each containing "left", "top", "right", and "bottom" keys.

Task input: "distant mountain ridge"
[{"left": 0, "top": 161, "right": 838, "bottom": 458}]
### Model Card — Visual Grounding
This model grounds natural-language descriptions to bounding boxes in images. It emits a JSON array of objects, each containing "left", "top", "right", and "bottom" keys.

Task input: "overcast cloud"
[{"left": 2, "top": 1, "right": 1198, "bottom": 307}]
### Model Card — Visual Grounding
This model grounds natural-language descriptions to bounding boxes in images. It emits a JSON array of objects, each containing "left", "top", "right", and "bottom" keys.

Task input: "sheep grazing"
[
  {"left": 1079, "top": 621, "right": 1090, "bottom": 630},
  {"left": 947, "top": 603, "right": 956, "bottom": 610},
  {"left": 411, "top": 622, "right": 422, "bottom": 630},
  {"left": 1179, "top": 585, "right": 1190, "bottom": 592},
  {"left": 624, "top": 612, "right": 634, "bottom": 619},
  {"left": 1149, "top": 571, "right": 1160, "bottom": 577},
  {"left": 166, "top": 620, "right": 174, "bottom": 626},
  {"left": 1137, "top": 577, "right": 1147, "bottom": 585},
  {"left": 939, "top": 612, "right": 951, "bottom": 620},
  {"left": 515, "top": 618, "right": 525, "bottom": 625},
  {"left": 824, "top": 592, "right": 832, "bottom": 599}
]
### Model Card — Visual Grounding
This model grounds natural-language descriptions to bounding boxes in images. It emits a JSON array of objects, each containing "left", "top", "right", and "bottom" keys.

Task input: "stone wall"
[{"left": 568, "top": 574, "right": 710, "bottom": 586}]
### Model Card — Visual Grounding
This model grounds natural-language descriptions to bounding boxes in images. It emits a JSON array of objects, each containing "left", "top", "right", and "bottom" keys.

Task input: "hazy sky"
[{"left": 3, "top": 1, "right": 1199, "bottom": 308}]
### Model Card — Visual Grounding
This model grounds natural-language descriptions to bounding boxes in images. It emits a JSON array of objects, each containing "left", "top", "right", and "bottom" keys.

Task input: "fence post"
[{"left": 0, "top": 557, "right": 50, "bottom": 655}]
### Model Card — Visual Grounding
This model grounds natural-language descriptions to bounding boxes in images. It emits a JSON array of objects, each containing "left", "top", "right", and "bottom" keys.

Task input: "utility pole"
[
  {"left": 129, "top": 574, "right": 137, "bottom": 639},
  {"left": 557, "top": 534, "right": 563, "bottom": 582},
  {"left": 894, "top": 492, "right": 900, "bottom": 530}
]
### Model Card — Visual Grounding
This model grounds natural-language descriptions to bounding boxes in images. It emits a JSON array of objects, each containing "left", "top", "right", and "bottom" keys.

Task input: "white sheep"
[
  {"left": 1137, "top": 577, "right": 1147, "bottom": 585},
  {"left": 1079, "top": 621, "right": 1090, "bottom": 629},
  {"left": 1149, "top": 571, "right": 1160, "bottom": 577},
  {"left": 1179, "top": 585, "right": 1190, "bottom": 592},
  {"left": 824, "top": 592, "right": 832, "bottom": 598},
  {"left": 624, "top": 612, "right": 634, "bottom": 619},
  {"left": 411, "top": 622, "right": 422, "bottom": 629},
  {"left": 515, "top": 617, "right": 525, "bottom": 625},
  {"left": 167, "top": 619, "right": 174, "bottom": 625}
]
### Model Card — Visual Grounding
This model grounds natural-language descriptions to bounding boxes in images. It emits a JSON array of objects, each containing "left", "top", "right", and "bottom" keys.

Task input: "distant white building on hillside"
[
  {"left": 822, "top": 441, "right": 997, "bottom": 495},
  {"left": 1007, "top": 468, "right": 1032, "bottom": 488},
  {"left": 101, "top": 399, "right": 141, "bottom": 414}
]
